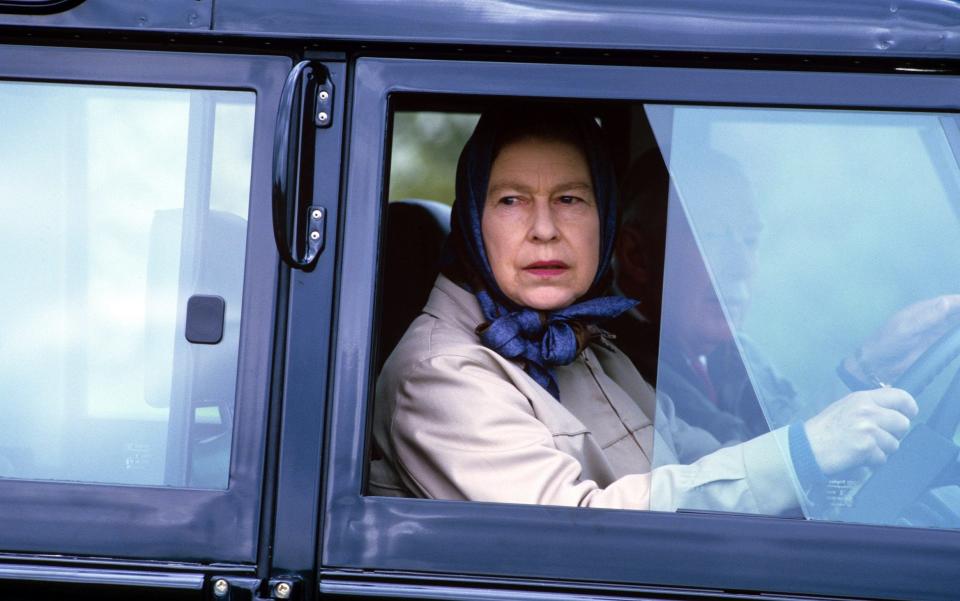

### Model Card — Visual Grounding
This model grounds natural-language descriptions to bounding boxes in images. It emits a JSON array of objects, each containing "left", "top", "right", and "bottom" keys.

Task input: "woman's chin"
[{"left": 513, "top": 290, "right": 579, "bottom": 311}]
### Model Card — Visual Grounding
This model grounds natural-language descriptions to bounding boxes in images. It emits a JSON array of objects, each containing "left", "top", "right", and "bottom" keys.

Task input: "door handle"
[{"left": 272, "top": 60, "right": 328, "bottom": 271}]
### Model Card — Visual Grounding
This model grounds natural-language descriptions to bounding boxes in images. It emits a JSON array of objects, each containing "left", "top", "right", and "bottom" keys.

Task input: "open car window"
[
  {"left": 648, "top": 104, "right": 960, "bottom": 528},
  {"left": 378, "top": 101, "right": 960, "bottom": 531}
]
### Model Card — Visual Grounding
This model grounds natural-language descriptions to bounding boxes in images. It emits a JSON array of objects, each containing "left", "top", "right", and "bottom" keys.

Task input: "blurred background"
[{"left": 388, "top": 111, "right": 478, "bottom": 204}]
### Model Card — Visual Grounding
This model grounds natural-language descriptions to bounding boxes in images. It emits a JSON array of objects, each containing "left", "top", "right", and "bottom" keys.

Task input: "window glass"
[
  {"left": 0, "top": 81, "right": 254, "bottom": 489},
  {"left": 646, "top": 104, "right": 960, "bottom": 528}
]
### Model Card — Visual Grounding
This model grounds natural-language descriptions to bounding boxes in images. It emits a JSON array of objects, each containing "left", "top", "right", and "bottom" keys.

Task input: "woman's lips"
[{"left": 523, "top": 261, "right": 568, "bottom": 277}]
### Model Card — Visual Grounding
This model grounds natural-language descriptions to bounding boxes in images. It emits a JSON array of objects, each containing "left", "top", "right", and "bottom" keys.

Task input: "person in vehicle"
[
  {"left": 610, "top": 149, "right": 960, "bottom": 460},
  {"left": 609, "top": 150, "right": 798, "bottom": 451},
  {"left": 369, "top": 104, "right": 917, "bottom": 512}
]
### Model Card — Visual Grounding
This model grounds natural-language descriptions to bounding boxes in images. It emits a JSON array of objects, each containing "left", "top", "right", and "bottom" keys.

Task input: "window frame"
[
  {"left": 0, "top": 44, "right": 288, "bottom": 563},
  {"left": 324, "top": 57, "right": 960, "bottom": 600}
]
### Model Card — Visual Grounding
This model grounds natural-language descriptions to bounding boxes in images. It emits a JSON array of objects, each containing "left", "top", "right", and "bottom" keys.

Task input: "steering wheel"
[{"left": 839, "top": 323, "right": 960, "bottom": 524}]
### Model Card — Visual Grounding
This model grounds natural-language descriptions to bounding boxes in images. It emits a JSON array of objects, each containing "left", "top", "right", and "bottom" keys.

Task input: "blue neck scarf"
[{"left": 442, "top": 106, "right": 637, "bottom": 399}]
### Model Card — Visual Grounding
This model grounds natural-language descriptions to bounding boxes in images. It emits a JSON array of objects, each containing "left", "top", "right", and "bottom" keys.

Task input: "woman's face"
[{"left": 481, "top": 136, "right": 600, "bottom": 311}]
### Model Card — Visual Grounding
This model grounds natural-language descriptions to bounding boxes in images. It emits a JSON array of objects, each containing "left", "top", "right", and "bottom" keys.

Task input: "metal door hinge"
[
  {"left": 314, "top": 77, "right": 334, "bottom": 128},
  {"left": 209, "top": 576, "right": 301, "bottom": 601}
]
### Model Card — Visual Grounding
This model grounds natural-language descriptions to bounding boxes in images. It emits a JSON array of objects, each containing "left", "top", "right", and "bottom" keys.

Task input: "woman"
[{"left": 369, "top": 104, "right": 917, "bottom": 513}]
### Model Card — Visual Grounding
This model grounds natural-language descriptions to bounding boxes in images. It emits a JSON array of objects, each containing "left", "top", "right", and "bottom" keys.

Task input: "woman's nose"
[{"left": 529, "top": 199, "right": 560, "bottom": 241}]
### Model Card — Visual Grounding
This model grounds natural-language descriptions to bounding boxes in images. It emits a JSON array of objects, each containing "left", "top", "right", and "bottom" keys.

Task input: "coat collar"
[{"left": 422, "top": 274, "right": 486, "bottom": 336}]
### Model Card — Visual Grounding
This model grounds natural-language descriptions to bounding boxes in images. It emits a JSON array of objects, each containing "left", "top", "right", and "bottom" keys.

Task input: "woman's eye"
[
  {"left": 499, "top": 196, "right": 519, "bottom": 206},
  {"left": 557, "top": 195, "right": 582, "bottom": 205}
]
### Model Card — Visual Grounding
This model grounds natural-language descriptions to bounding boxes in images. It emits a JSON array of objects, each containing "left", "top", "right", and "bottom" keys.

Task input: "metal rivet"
[
  {"left": 318, "top": 90, "right": 329, "bottom": 101},
  {"left": 311, "top": 209, "right": 322, "bottom": 220},
  {"left": 274, "top": 582, "right": 292, "bottom": 599},
  {"left": 309, "top": 231, "right": 321, "bottom": 241},
  {"left": 317, "top": 111, "right": 329, "bottom": 122},
  {"left": 213, "top": 579, "right": 229, "bottom": 597}
]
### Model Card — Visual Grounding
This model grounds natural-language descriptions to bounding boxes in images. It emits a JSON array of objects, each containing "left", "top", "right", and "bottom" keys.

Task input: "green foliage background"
[{"left": 388, "top": 112, "right": 479, "bottom": 205}]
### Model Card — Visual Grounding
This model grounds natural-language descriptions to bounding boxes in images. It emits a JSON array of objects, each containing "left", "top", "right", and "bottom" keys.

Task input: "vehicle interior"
[{"left": 370, "top": 93, "right": 960, "bottom": 530}]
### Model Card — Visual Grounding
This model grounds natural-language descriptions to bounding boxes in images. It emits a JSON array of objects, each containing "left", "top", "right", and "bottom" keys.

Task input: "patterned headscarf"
[{"left": 442, "top": 104, "right": 637, "bottom": 399}]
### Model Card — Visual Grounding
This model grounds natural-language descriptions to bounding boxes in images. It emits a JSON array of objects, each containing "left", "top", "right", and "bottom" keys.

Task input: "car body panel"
[{"left": 0, "top": 0, "right": 958, "bottom": 61}]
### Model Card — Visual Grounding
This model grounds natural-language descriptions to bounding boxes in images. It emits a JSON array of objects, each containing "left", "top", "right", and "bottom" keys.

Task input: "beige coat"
[{"left": 370, "top": 274, "right": 799, "bottom": 514}]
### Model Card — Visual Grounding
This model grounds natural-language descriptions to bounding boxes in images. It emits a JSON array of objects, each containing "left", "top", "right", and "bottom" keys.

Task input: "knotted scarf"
[{"left": 442, "top": 104, "right": 637, "bottom": 399}]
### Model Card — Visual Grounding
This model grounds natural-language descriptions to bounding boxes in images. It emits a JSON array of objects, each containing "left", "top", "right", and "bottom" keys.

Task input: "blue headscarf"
[{"left": 442, "top": 104, "right": 637, "bottom": 399}]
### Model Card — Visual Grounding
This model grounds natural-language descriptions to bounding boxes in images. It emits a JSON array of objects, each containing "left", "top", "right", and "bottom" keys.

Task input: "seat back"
[{"left": 377, "top": 199, "right": 452, "bottom": 373}]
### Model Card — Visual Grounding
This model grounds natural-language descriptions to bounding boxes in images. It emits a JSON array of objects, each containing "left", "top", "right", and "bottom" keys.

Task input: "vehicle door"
[
  {"left": 0, "top": 39, "right": 344, "bottom": 599},
  {"left": 318, "top": 56, "right": 960, "bottom": 601}
]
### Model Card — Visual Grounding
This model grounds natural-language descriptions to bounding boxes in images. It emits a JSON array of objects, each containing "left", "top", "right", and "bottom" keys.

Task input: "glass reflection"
[
  {"left": 0, "top": 81, "right": 254, "bottom": 488},
  {"left": 644, "top": 104, "right": 960, "bottom": 527}
]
